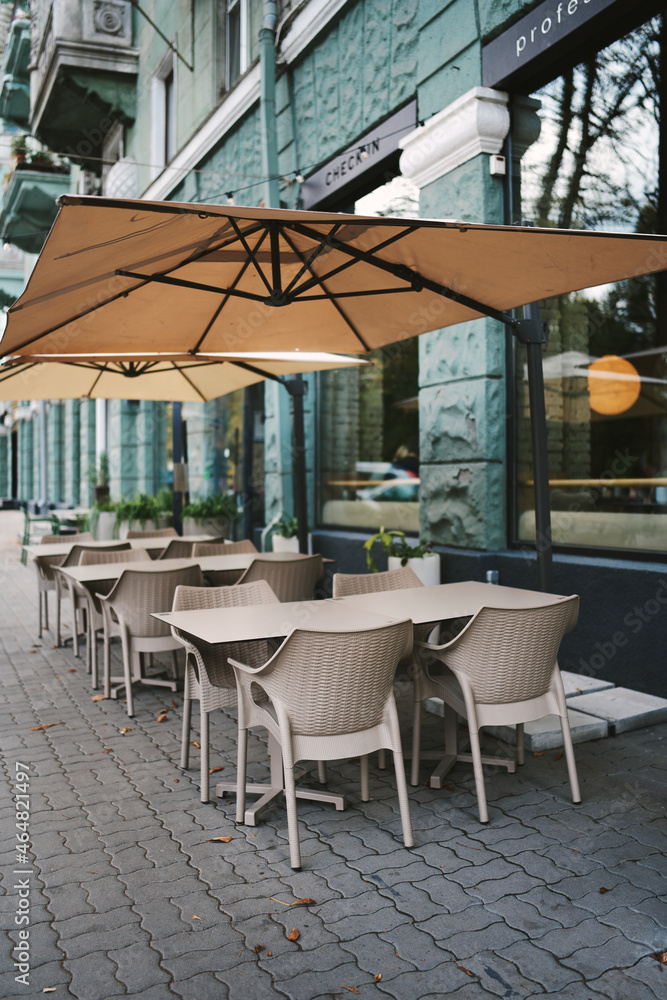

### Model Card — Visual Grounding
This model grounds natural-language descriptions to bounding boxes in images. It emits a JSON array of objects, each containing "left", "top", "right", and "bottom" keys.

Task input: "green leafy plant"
[
  {"left": 274, "top": 513, "right": 299, "bottom": 538},
  {"left": 87, "top": 451, "right": 109, "bottom": 488},
  {"left": 363, "top": 526, "right": 433, "bottom": 572},
  {"left": 182, "top": 492, "right": 238, "bottom": 521},
  {"left": 88, "top": 496, "right": 118, "bottom": 536},
  {"left": 115, "top": 493, "right": 165, "bottom": 529},
  {"left": 10, "top": 134, "right": 28, "bottom": 159}
]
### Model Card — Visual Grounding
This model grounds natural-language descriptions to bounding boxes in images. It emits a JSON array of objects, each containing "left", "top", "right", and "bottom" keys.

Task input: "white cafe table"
[
  {"left": 156, "top": 581, "right": 569, "bottom": 822},
  {"left": 23, "top": 535, "right": 215, "bottom": 560},
  {"left": 155, "top": 600, "right": 400, "bottom": 825}
]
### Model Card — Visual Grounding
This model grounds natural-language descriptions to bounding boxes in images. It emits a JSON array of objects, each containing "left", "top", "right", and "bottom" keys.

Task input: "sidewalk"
[{"left": 1, "top": 510, "right": 665, "bottom": 999}]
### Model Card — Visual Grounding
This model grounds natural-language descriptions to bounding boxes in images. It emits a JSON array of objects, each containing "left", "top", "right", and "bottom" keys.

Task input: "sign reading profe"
[
  {"left": 300, "top": 101, "right": 417, "bottom": 210},
  {"left": 482, "top": 0, "right": 619, "bottom": 88}
]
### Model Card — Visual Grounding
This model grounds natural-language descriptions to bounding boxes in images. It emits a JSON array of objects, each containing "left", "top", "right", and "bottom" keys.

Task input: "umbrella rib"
[
  {"left": 169, "top": 362, "right": 207, "bottom": 402},
  {"left": 193, "top": 252, "right": 257, "bottom": 355},
  {"left": 228, "top": 218, "right": 274, "bottom": 296},
  {"left": 278, "top": 227, "right": 370, "bottom": 351},
  {"left": 0, "top": 360, "right": 34, "bottom": 383},
  {"left": 281, "top": 223, "right": 344, "bottom": 298},
  {"left": 297, "top": 287, "right": 414, "bottom": 300},
  {"left": 291, "top": 222, "right": 517, "bottom": 327},
  {"left": 86, "top": 366, "right": 105, "bottom": 397},
  {"left": 287, "top": 226, "right": 418, "bottom": 297},
  {"left": 116, "top": 269, "right": 269, "bottom": 303}
]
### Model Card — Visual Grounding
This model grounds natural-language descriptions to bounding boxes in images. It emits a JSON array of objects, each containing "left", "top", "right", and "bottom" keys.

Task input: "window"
[
  {"left": 515, "top": 15, "right": 667, "bottom": 554},
  {"left": 317, "top": 176, "right": 421, "bottom": 532},
  {"left": 151, "top": 51, "right": 175, "bottom": 177},
  {"left": 226, "top": 0, "right": 261, "bottom": 89}
]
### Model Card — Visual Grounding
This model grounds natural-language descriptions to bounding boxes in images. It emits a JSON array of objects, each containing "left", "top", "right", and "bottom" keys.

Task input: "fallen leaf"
[
  {"left": 444, "top": 783, "right": 454, "bottom": 791},
  {"left": 532, "top": 752, "right": 545, "bottom": 757},
  {"left": 207, "top": 836, "right": 233, "bottom": 843},
  {"left": 599, "top": 887, "right": 611, "bottom": 894},
  {"left": 652, "top": 950, "right": 667, "bottom": 965},
  {"left": 31, "top": 723, "right": 61, "bottom": 731},
  {"left": 174, "top": 778, "right": 179, "bottom": 783},
  {"left": 290, "top": 898, "right": 316, "bottom": 907},
  {"left": 29, "top": 649, "right": 37, "bottom": 654},
  {"left": 457, "top": 966, "right": 474, "bottom": 977},
  {"left": 192, "top": 915, "right": 203, "bottom": 921},
  {"left": 68, "top": 669, "right": 77, "bottom": 673},
  {"left": 87, "top": 871, "right": 97, "bottom": 874},
  {"left": 287, "top": 928, "right": 299, "bottom": 941},
  {"left": 553, "top": 752, "right": 563, "bottom": 761},
  {"left": 157, "top": 715, "right": 167, "bottom": 723},
  {"left": 191, "top": 740, "right": 201, "bottom": 749},
  {"left": 120, "top": 727, "right": 131, "bottom": 735},
  {"left": 43, "top": 990, "right": 57, "bottom": 994},
  {"left": 341, "top": 988, "right": 359, "bottom": 994},
  {"left": 92, "top": 694, "right": 105, "bottom": 702},
  {"left": 254, "top": 943, "right": 265, "bottom": 953},
  {"left": 457, "top": 842, "right": 481, "bottom": 850},
  {"left": 209, "top": 766, "right": 224, "bottom": 774},
  {"left": 374, "top": 973, "right": 382, "bottom": 982},
  {"left": 267, "top": 950, "right": 272, "bottom": 957},
  {"left": 171, "top": 699, "right": 178, "bottom": 708},
  {"left": 102, "top": 749, "right": 112, "bottom": 754}
]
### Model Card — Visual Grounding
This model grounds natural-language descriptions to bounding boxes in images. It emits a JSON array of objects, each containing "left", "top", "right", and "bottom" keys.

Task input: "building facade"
[{"left": 1, "top": 0, "right": 666, "bottom": 694}]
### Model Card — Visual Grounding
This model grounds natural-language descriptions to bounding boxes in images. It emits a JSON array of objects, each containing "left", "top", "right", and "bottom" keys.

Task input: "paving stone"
[
  {"left": 463, "top": 949, "right": 543, "bottom": 998},
  {"left": 560, "top": 931, "right": 652, "bottom": 980},
  {"left": 498, "top": 939, "right": 583, "bottom": 992},
  {"left": 108, "top": 940, "right": 172, "bottom": 992},
  {"left": 483, "top": 708, "right": 609, "bottom": 750},
  {"left": 572, "top": 687, "right": 667, "bottom": 734},
  {"left": 560, "top": 670, "right": 615, "bottom": 697},
  {"left": 64, "top": 951, "right": 124, "bottom": 1000}
]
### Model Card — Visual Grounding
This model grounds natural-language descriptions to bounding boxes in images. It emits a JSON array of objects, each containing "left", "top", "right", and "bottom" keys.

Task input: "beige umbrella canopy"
[
  {"left": 3, "top": 195, "right": 667, "bottom": 358},
  {"left": 0, "top": 352, "right": 365, "bottom": 402},
  {"left": 4, "top": 195, "right": 667, "bottom": 581}
]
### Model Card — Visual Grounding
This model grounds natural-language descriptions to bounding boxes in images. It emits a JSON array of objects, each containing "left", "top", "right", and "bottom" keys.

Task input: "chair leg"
[
  {"left": 56, "top": 593, "right": 62, "bottom": 647},
  {"left": 393, "top": 747, "right": 414, "bottom": 848},
  {"left": 44, "top": 591, "right": 49, "bottom": 631},
  {"left": 72, "top": 598, "right": 80, "bottom": 659},
  {"left": 317, "top": 761, "right": 327, "bottom": 784},
  {"left": 469, "top": 725, "right": 489, "bottom": 823},
  {"left": 559, "top": 713, "right": 581, "bottom": 803},
  {"left": 235, "top": 727, "right": 248, "bottom": 823},
  {"left": 180, "top": 677, "right": 192, "bottom": 769},
  {"left": 378, "top": 749, "right": 386, "bottom": 769},
  {"left": 171, "top": 650, "right": 179, "bottom": 679},
  {"left": 103, "top": 628, "right": 111, "bottom": 700},
  {"left": 410, "top": 696, "right": 422, "bottom": 786},
  {"left": 360, "top": 755, "right": 370, "bottom": 801},
  {"left": 38, "top": 590, "right": 43, "bottom": 638},
  {"left": 516, "top": 723, "right": 525, "bottom": 766},
  {"left": 200, "top": 706, "right": 210, "bottom": 803},
  {"left": 121, "top": 638, "right": 135, "bottom": 717},
  {"left": 281, "top": 743, "right": 302, "bottom": 870}
]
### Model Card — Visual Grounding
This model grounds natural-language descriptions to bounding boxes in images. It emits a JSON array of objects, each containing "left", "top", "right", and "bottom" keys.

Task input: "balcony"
[
  {"left": 0, "top": 160, "right": 71, "bottom": 254},
  {"left": 0, "top": 17, "right": 31, "bottom": 128},
  {"left": 30, "top": 0, "right": 139, "bottom": 171}
]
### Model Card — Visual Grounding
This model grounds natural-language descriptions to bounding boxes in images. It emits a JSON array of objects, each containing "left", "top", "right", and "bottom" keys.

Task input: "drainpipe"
[
  {"left": 39, "top": 400, "right": 47, "bottom": 512},
  {"left": 260, "top": 0, "right": 280, "bottom": 208}
]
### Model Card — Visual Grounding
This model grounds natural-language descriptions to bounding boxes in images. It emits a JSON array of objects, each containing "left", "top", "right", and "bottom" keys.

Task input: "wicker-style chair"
[
  {"left": 126, "top": 527, "right": 178, "bottom": 539},
  {"left": 170, "top": 580, "right": 279, "bottom": 802},
  {"left": 332, "top": 567, "right": 424, "bottom": 771},
  {"left": 192, "top": 538, "right": 259, "bottom": 587},
  {"left": 39, "top": 531, "right": 94, "bottom": 545},
  {"left": 231, "top": 618, "right": 414, "bottom": 869},
  {"left": 415, "top": 596, "right": 581, "bottom": 823},
  {"left": 53, "top": 542, "right": 130, "bottom": 654},
  {"left": 35, "top": 532, "right": 94, "bottom": 635},
  {"left": 235, "top": 554, "right": 324, "bottom": 603},
  {"left": 158, "top": 539, "right": 195, "bottom": 559},
  {"left": 98, "top": 564, "right": 206, "bottom": 716},
  {"left": 78, "top": 547, "right": 152, "bottom": 687}
]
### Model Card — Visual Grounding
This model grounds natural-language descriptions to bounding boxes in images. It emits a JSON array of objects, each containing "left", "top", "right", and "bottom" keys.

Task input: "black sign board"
[
  {"left": 300, "top": 100, "right": 417, "bottom": 210},
  {"left": 483, "top": 0, "right": 662, "bottom": 91}
]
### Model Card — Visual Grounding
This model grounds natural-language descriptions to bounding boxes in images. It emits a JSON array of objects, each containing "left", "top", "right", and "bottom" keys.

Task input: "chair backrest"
[
  {"left": 61, "top": 541, "right": 130, "bottom": 568},
  {"left": 39, "top": 531, "right": 93, "bottom": 545},
  {"left": 192, "top": 539, "right": 258, "bottom": 557},
  {"left": 256, "top": 619, "right": 412, "bottom": 736},
  {"left": 236, "top": 554, "right": 324, "bottom": 602},
  {"left": 158, "top": 539, "right": 195, "bottom": 559},
  {"left": 126, "top": 527, "right": 178, "bottom": 539},
  {"left": 79, "top": 548, "right": 152, "bottom": 566},
  {"left": 34, "top": 552, "right": 66, "bottom": 582},
  {"left": 172, "top": 580, "right": 279, "bottom": 687},
  {"left": 106, "top": 564, "right": 206, "bottom": 637},
  {"left": 441, "top": 597, "right": 580, "bottom": 703},
  {"left": 332, "top": 566, "right": 423, "bottom": 598},
  {"left": 197, "top": 535, "right": 231, "bottom": 545}
]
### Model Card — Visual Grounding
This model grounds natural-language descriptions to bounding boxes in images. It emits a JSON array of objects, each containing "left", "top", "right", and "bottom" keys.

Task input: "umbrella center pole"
[{"left": 283, "top": 375, "right": 309, "bottom": 555}]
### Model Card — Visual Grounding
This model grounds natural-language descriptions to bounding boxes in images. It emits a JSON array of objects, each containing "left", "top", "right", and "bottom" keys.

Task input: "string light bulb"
[
  {"left": 360, "top": 147, "right": 368, "bottom": 159},
  {"left": 295, "top": 169, "right": 304, "bottom": 183},
  {"left": 226, "top": 192, "right": 235, "bottom": 205}
]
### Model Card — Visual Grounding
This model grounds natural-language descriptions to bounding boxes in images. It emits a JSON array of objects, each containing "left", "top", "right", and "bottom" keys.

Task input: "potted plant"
[
  {"left": 271, "top": 513, "right": 300, "bottom": 552},
  {"left": 182, "top": 492, "right": 238, "bottom": 537},
  {"left": 364, "top": 527, "right": 440, "bottom": 586},
  {"left": 89, "top": 496, "right": 118, "bottom": 540},
  {"left": 116, "top": 493, "right": 171, "bottom": 538},
  {"left": 87, "top": 451, "right": 110, "bottom": 502},
  {"left": 10, "top": 134, "right": 28, "bottom": 164}
]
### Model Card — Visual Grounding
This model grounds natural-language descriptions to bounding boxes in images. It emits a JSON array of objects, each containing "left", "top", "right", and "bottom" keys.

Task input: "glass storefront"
[
  {"left": 317, "top": 176, "right": 421, "bottom": 532},
  {"left": 516, "top": 15, "right": 667, "bottom": 553}
]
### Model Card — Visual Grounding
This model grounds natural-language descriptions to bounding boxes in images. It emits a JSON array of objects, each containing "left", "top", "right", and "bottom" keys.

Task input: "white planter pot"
[
  {"left": 182, "top": 516, "right": 229, "bottom": 538},
  {"left": 93, "top": 511, "right": 116, "bottom": 541},
  {"left": 388, "top": 552, "right": 440, "bottom": 587},
  {"left": 119, "top": 518, "right": 171, "bottom": 539},
  {"left": 272, "top": 534, "right": 300, "bottom": 553}
]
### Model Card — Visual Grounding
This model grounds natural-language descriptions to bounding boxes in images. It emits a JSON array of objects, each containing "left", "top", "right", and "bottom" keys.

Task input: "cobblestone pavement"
[{"left": 0, "top": 512, "right": 666, "bottom": 999}]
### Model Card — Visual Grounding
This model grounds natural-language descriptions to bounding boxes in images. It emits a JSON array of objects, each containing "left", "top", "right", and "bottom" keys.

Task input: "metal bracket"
[
  {"left": 282, "top": 378, "right": 307, "bottom": 397},
  {"left": 513, "top": 318, "right": 549, "bottom": 344}
]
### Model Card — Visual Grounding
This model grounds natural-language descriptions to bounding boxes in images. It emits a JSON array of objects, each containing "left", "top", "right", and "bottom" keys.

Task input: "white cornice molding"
[
  {"left": 143, "top": 0, "right": 352, "bottom": 202},
  {"left": 279, "top": 0, "right": 351, "bottom": 65},
  {"left": 399, "top": 87, "right": 510, "bottom": 189}
]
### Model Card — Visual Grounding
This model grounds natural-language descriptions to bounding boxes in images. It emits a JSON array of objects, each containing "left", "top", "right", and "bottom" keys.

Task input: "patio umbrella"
[
  {"left": 0, "top": 350, "right": 366, "bottom": 542},
  {"left": 4, "top": 195, "right": 667, "bottom": 585}
]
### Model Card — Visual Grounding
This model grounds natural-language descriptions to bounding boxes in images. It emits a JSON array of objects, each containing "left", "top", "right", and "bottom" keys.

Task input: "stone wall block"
[
  {"left": 419, "top": 316, "right": 505, "bottom": 386},
  {"left": 314, "top": 34, "right": 342, "bottom": 158},
  {"left": 338, "top": 1, "right": 365, "bottom": 145},
  {"left": 417, "top": 1, "right": 478, "bottom": 86},
  {"left": 390, "top": 0, "right": 418, "bottom": 106},
  {"left": 292, "top": 55, "right": 317, "bottom": 168},
  {"left": 478, "top": 0, "right": 527, "bottom": 38},
  {"left": 364, "top": 0, "right": 391, "bottom": 123},
  {"left": 418, "top": 43, "right": 482, "bottom": 117},
  {"left": 420, "top": 377, "right": 504, "bottom": 463},
  {"left": 420, "top": 460, "right": 505, "bottom": 549}
]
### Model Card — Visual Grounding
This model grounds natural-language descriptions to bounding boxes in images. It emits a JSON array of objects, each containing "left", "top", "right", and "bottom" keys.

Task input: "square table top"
[
  {"left": 24, "top": 535, "right": 214, "bottom": 559},
  {"left": 155, "top": 582, "right": 571, "bottom": 646}
]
